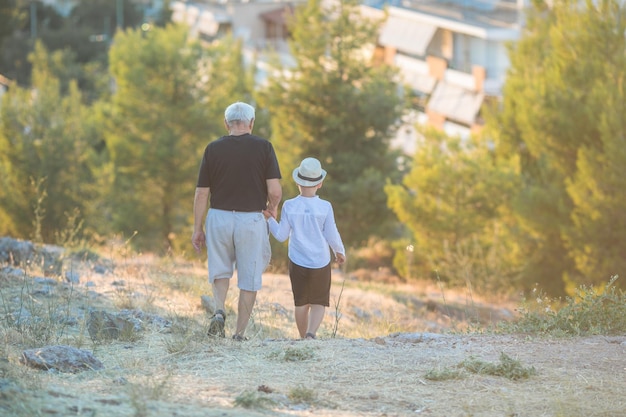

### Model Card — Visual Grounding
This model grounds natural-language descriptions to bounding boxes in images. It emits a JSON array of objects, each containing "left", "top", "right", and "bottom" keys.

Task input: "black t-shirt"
[{"left": 196, "top": 134, "right": 281, "bottom": 212}]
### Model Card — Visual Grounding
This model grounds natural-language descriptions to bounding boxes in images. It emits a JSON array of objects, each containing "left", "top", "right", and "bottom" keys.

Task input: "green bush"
[
  {"left": 459, "top": 352, "right": 536, "bottom": 380},
  {"left": 500, "top": 275, "right": 626, "bottom": 336}
]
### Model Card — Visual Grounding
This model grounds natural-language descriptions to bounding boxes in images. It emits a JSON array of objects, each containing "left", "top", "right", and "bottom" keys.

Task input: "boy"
[{"left": 264, "top": 157, "right": 346, "bottom": 339}]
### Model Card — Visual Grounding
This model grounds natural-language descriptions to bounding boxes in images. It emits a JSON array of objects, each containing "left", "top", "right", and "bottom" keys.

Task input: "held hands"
[{"left": 263, "top": 207, "right": 277, "bottom": 220}]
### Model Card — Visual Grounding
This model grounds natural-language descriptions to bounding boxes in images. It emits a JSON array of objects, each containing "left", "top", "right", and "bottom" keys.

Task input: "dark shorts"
[{"left": 288, "top": 260, "right": 331, "bottom": 307}]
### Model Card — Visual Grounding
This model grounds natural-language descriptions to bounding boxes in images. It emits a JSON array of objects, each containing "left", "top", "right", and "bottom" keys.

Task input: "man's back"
[{"left": 196, "top": 133, "right": 281, "bottom": 212}]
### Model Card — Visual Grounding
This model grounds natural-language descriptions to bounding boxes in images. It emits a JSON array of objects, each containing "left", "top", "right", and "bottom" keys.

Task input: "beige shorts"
[{"left": 205, "top": 209, "right": 271, "bottom": 291}]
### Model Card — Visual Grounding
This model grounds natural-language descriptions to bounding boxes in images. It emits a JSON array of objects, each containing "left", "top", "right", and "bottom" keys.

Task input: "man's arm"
[
  {"left": 266, "top": 178, "right": 282, "bottom": 219},
  {"left": 192, "top": 187, "right": 210, "bottom": 254}
]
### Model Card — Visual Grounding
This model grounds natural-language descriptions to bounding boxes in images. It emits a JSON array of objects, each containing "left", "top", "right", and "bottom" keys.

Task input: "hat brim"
[{"left": 292, "top": 167, "right": 326, "bottom": 187}]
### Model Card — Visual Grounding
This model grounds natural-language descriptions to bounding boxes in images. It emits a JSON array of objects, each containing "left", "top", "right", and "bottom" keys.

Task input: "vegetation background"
[
  {"left": 1, "top": 2, "right": 626, "bottom": 415},
  {"left": 1, "top": 0, "right": 626, "bottom": 300}
]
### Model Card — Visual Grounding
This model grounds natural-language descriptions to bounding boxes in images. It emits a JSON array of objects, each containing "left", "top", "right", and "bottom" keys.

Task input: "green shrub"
[
  {"left": 288, "top": 385, "right": 317, "bottom": 404},
  {"left": 459, "top": 352, "right": 536, "bottom": 380},
  {"left": 233, "top": 391, "right": 276, "bottom": 409},
  {"left": 423, "top": 367, "right": 464, "bottom": 381},
  {"left": 283, "top": 346, "right": 315, "bottom": 362},
  {"left": 501, "top": 275, "right": 626, "bottom": 336}
]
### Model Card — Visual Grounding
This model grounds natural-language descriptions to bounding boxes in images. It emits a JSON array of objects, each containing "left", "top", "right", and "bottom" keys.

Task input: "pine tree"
[
  {"left": 564, "top": 5, "right": 626, "bottom": 283},
  {"left": 491, "top": 0, "right": 626, "bottom": 292},
  {"left": 0, "top": 42, "right": 95, "bottom": 243},
  {"left": 259, "top": 0, "right": 404, "bottom": 246},
  {"left": 104, "top": 24, "right": 249, "bottom": 252},
  {"left": 385, "top": 130, "right": 520, "bottom": 292},
  {"left": 0, "top": 0, "right": 21, "bottom": 47}
]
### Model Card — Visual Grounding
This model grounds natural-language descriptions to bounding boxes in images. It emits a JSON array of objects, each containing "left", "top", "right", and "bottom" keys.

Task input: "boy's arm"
[
  {"left": 267, "top": 206, "right": 291, "bottom": 243},
  {"left": 322, "top": 204, "right": 346, "bottom": 261},
  {"left": 335, "top": 252, "right": 346, "bottom": 265}
]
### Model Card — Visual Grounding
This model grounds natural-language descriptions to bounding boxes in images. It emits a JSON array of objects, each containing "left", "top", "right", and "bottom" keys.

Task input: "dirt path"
[
  {"left": 21, "top": 333, "right": 626, "bottom": 417},
  {"left": 1, "top": 257, "right": 625, "bottom": 416}
]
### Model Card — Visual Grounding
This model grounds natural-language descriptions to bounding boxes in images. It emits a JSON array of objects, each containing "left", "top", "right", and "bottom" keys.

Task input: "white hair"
[{"left": 224, "top": 102, "right": 255, "bottom": 125}]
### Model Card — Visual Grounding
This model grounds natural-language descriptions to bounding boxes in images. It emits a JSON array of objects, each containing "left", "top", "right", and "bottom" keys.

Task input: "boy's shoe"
[
  {"left": 305, "top": 332, "right": 316, "bottom": 340},
  {"left": 232, "top": 334, "right": 248, "bottom": 342},
  {"left": 207, "top": 309, "right": 226, "bottom": 338}
]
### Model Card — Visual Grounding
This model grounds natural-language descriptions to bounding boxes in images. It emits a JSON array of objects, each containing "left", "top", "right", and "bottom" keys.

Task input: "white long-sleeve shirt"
[{"left": 268, "top": 195, "right": 345, "bottom": 269}]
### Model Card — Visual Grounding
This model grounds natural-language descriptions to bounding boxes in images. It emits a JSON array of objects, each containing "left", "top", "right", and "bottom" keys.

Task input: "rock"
[
  {"left": 65, "top": 271, "right": 80, "bottom": 284},
  {"left": 86, "top": 309, "right": 170, "bottom": 341},
  {"left": 87, "top": 310, "right": 135, "bottom": 341},
  {"left": 0, "top": 237, "right": 35, "bottom": 265},
  {"left": 20, "top": 345, "right": 104, "bottom": 373},
  {"left": 36, "top": 244, "right": 64, "bottom": 277},
  {"left": 118, "top": 309, "right": 171, "bottom": 331},
  {"left": 373, "top": 337, "right": 386, "bottom": 345},
  {"left": 0, "top": 266, "right": 26, "bottom": 278}
]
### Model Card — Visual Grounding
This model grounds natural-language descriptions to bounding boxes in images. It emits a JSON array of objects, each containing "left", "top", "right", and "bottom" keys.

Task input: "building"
[
  {"left": 171, "top": 1, "right": 299, "bottom": 49},
  {"left": 364, "top": 0, "right": 527, "bottom": 141},
  {"left": 170, "top": 0, "right": 301, "bottom": 83}
]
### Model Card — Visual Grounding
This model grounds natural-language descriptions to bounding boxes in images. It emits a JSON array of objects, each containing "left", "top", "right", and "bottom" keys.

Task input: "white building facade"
[{"left": 363, "top": 0, "right": 527, "bottom": 140}]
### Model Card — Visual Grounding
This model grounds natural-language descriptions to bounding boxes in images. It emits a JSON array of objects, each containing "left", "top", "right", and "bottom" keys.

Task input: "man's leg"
[
  {"left": 231, "top": 212, "right": 268, "bottom": 339},
  {"left": 208, "top": 278, "right": 229, "bottom": 337},
  {"left": 294, "top": 305, "right": 309, "bottom": 338},
  {"left": 234, "top": 289, "right": 257, "bottom": 338},
  {"left": 212, "top": 278, "right": 229, "bottom": 313},
  {"left": 206, "top": 209, "right": 235, "bottom": 337}
]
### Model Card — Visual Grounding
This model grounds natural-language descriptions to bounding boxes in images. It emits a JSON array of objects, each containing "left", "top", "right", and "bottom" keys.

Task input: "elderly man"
[{"left": 192, "top": 102, "right": 282, "bottom": 340}]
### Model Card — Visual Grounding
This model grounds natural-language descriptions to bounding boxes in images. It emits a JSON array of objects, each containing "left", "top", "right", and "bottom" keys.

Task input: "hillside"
[{"left": 1, "top": 250, "right": 625, "bottom": 416}]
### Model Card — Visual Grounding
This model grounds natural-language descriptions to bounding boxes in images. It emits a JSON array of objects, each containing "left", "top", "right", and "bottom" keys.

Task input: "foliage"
[
  {"left": 348, "top": 236, "right": 395, "bottom": 271},
  {"left": 563, "top": 1, "right": 626, "bottom": 285},
  {"left": 488, "top": 0, "right": 626, "bottom": 292},
  {"left": 103, "top": 25, "right": 249, "bottom": 252},
  {"left": 499, "top": 275, "right": 626, "bottom": 336},
  {"left": 233, "top": 391, "right": 277, "bottom": 409},
  {"left": 423, "top": 367, "right": 463, "bottom": 381},
  {"left": 69, "top": 0, "right": 144, "bottom": 32},
  {"left": 0, "top": 42, "right": 98, "bottom": 243},
  {"left": 425, "top": 353, "right": 536, "bottom": 381},
  {"left": 282, "top": 345, "right": 315, "bottom": 362},
  {"left": 288, "top": 385, "right": 317, "bottom": 404},
  {"left": 0, "top": 269, "right": 79, "bottom": 348},
  {"left": 153, "top": 0, "right": 173, "bottom": 27},
  {"left": 385, "top": 129, "right": 521, "bottom": 292},
  {"left": 0, "top": 0, "right": 24, "bottom": 46},
  {"left": 15, "top": 0, "right": 64, "bottom": 33},
  {"left": 0, "top": 0, "right": 147, "bottom": 88},
  {"left": 458, "top": 352, "right": 536, "bottom": 380},
  {"left": 259, "top": 0, "right": 404, "bottom": 247}
]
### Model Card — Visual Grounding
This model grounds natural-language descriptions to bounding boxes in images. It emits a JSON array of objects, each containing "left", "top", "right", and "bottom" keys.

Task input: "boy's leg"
[
  {"left": 294, "top": 305, "right": 309, "bottom": 338},
  {"left": 306, "top": 304, "right": 325, "bottom": 337}
]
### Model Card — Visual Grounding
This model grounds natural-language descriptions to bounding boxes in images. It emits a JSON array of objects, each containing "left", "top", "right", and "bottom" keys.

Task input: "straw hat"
[{"left": 292, "top": 157, "right": 327, "bottom": 187}]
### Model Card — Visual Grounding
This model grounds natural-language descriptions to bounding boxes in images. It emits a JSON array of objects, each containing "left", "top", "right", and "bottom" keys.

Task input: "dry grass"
[{"left": 0, "top": 252, "right": 625, "bottom": 416}]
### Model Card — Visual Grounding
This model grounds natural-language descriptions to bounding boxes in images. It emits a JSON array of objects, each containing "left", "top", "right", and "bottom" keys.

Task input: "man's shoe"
[
  {"left": 232, "top": 334, "right": 248, "bottom": 341},
  {"left": 207, "top": 309, "right": 225, "bottom": 338}
]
